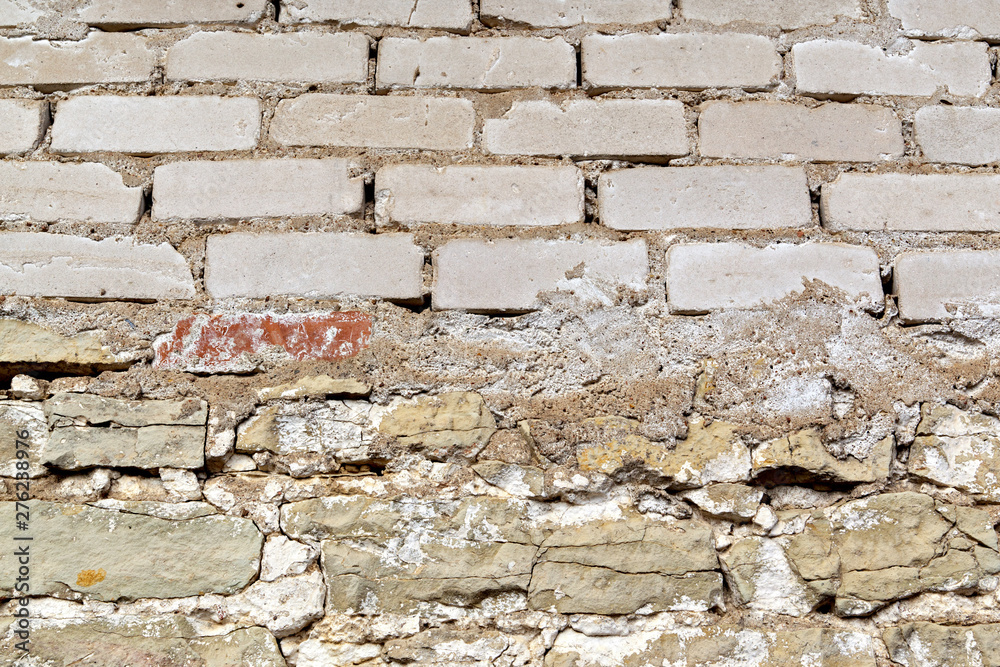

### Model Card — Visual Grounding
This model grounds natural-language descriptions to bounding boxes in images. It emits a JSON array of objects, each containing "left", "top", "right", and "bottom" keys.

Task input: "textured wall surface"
[{"left": 1, "top": 0, "right": 1000, "bottom": 665}]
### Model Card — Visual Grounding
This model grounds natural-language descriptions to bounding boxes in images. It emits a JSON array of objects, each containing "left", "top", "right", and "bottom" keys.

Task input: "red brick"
[{"left": 153, "top": 313, "right": 371, "bottom": 373}]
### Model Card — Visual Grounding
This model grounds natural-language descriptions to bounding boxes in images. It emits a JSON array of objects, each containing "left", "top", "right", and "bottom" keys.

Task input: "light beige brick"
[
  {"left": 375, "top": 165, "right": 583, "bottom": 227},
  {"left": 50, "top": 96, "right": 261, "bottom": 155},
  {"left": 77, "top": 0, "right": 269, "bottom": 25},
  {"left": 166, "top": 31, "right": 368, "bottom": 84},
  {"left": 698, "top": 101, "right": 904, "bottom": 162},
  {"left": 280, "top": 0, "right": 472, "bottom": 30},
  {"left": 0, "top": 233, "right": 195, "bottom": 299},
  {"left": 888, "top": 0, "right": 1000, "bottom": 40},
  {"left": 271, "top": 94, "right": 474, "bottom": 150},
  {"left": 667, "top": 243, "right": 882, "bottom": 314},
  {"left": 583, "top": 33, "right": 780, "bottom": 91},
  {"left": 0, "top": 33, "right": 156, "bottom": 88},
  {"left": 0, "top": 0, "right": 39, "bottom": 26},
  {"left": 821, "top": 173, "right": 1000, "bottom": 232},
  {"left": 484, "top": 99, "right": 688, "bottom": 159},
  {"left": 0, "top": 100, "right": 46, "bottom": 154},
  {"left": 599, "top": 166, "right": 811, "bottom": 231},
  {"left": 916, "top": 106, "right": 1000, "bottom": 166},
  {"left": 895, "top": 251, "right": 1000, "bottom": 323},
  {"left": 678, "top": 0, "right": 861, "bottom": 28},
  {"left": 793, "top": 40, "right": 991, "bottom": 99},
  {"left": 205, "top": 232, "right": 424, "bottom": 299},
  {"left": 153, "top": 159, "right": 364, "bottom": 222},
  {"left": 481, "top": 0, "right": 672, "bottom": 26},
  {"left": 377, "top": 37, "right": 575, "bottom": 91},
  {"left": 0, "top": 162, "right": 143, "bottom": 224},
  {"left": 433, "top": 239, "right": 648, "bottom": 312}
]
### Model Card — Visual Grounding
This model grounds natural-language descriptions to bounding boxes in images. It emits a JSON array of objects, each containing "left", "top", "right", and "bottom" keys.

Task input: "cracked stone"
[
  {"left": 680, "top": 483, "right": 763, "bottom": 521},
  {"left": 752, "top": 428, "right": 893, "bottom": 483},
  {"left": 720, "top": 536, "right": 821, "bottom": 616},
  {"left": 909, "top": 403, "right": 1000, "bottom": 500}
]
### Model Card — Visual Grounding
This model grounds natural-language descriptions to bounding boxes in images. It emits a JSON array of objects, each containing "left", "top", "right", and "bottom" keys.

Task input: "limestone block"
[
  {"left": 484, "top": 99, "right": 688, "bottom": 158},
  {"left": 916, "top": 106, "right": 1000, "bottom": 166},
  {"left": 385, "top": 628, "right": 531, "bottom": 665},
  {"left": 894, "top": 250, "right": 1000, "bottom": 322},
  {"left": 202, "top": 572, "right": 325, "bottom": 637},
  {"left": 885, "top": 623, "right": 1000, "bottom": 667},
  {"left": 583, "top": 33, "right": 781, "bottom": 90},
  {"left": 680, "top": 483, "right": 763, "bottom": 521},
  {"left": 473, "top": 461, "right": 545, "bottom": 497},
  {"left": 698, "top": 100, "right": 904, "bottom": 161},
  {"left": 0, "top": 402, "right": 47, "bottom": 478},
  {"left": 599, "top": 165, "right": 811, "bottom": 230},
  {"left": 793, "top": 40, "right": 991, "bottom": 98},
  {"left": 678, "top": 0, "right": 862, "bottom": 28},
  {"left": 888, "top": 0, "right": 1000, "bottom": 40},
  {"left": 0, "top": 33, "right": 156, "bottom": 87},
  {"left": 822, "top": 173, "right": 1000, "bottom": 231},
  {"left": 51, "top": 96, "right": 261, "bottom": 154},
  {"left": 908, "top": 404, "right": 1000, "bottom": 500},
  {"left": 481, "top": 0, "right": 672, "bottom": 26},
  {"left": 77, "top": 0, "right": 270, "bottom": 25},
  {"left": 377, "top": 37, "right": 575, "bottom": 90},
  {"left": 279, "top": 0, "right": 473, "bottom": 30},
  {"left": 0, "top": 233, "right": 196, "bottom": 300},
  {"left": 153, "top": 159, "right": 364, "bottom": 221},
  {"left": 0, "top": 501, "right": 263, "bottom": 600},
  {"left": 378, "top": 392, "right": 497, "bottom": 460},
  {"left": 271, "top": 93, "right": 475, "bottom": 150},
  {"left": 753, "top": 429, "right": 894, "bottom": 483},
  {"left": 375, "top": 164, "right": 584, "bottom": 227},
  {"left": 0, "top": 319, "right": 130, "bottom": 371},
  {"left": 49, "top": 390, "right": 207, "bottom": 425},
  {"left": 721, "top": 537, "right": 822, "bottom": 616},
  {"left": 261, "top": 535, "right": 318, "bottom": 581},
  {"left": 0, "top": 99, "right": 46, "bottom": 154},
  {"left": 205, "top": 232, "right": 424, "bottom": 300},
  {"left": 432, "top": 238, "right": 648, "bottom": 312},
  {"left": 167, "top": 31, "right": 368, "bottom": 83},
  {"left": 666, "top": 243, "right": 883, "bottom": 314},
  {"left": 0, "top": 161, "right": 142, "bottom": 224}
]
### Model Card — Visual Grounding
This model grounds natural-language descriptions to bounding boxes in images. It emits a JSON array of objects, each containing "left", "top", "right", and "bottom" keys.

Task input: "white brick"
[
  {"left": 484, "top": 99, "right": 688, "bottom": 159},
  {"left": 915, "top": 106, "right": 1000, "bottom": 166},
  {"left": 0, "top": 0, "right": 39, "bottom": 26},
  {"left": 679, "top": 0, "right": 861, "bottom": 29},
  {"left": 0, "top": 233, "right": 194, "bottom": 299},
  {"left": 377, "top": 37, "right": 575, "bottom": 91},
  {"left": 793, "top": 40, "right": 991, "bottom": 99},
  {"left": 895, "top": 251, "right": 1000, "bottom": 323},
  {"left": 205, "top": 233, "right": 424, "bottom": 300},
  {"left": 166, "top": 32, "right": 368, "bottom": 84},
  {"left": 583, "top": 33, "right": 780, "bottom": 91},
  {"left": 599, "top": 166, "right": 811, "bottom": 231},
  {"left": 153, "top": 159, "right": 364, "bottom": 222},
  {"left": 51, "top": 96, "right": 261, "bottom": 155},
  {"left": 271, "top": 94, "right": 474, "bottom": 151},
  {"left": 698, "top": 101, "right": 904, "bottom": 162},
  {"left": 433, "top": 239, "right": 648, "bottom": 312},
  {"left": 77, "top": 0, "right": 269, "bottom": 26},
  {"left": 0, "top": 33, "right": 156, "bottom": 87},
  {"left": 280, "top": 0, "right": 472, "bottom": 30},
  {"left": 821, "top": 173, "right": 1000, "bottom": 232},
  {"left": 666, "top": 243, "right": 882, "bottom": 314},
  {"left": 375, "top": 165, "right": 583, "bottom": 227},
  {"left": 888, "top": 0, "right": 1000, "bottom": 40},
  {"left": 481, "top": 0, "right": 672, "bottom": 26},
  {"left": 0, "top": 162, "right": 143, "bottom": 224},
  {"left": 0, "top": 100, "right": 46, "bottom": 154}
]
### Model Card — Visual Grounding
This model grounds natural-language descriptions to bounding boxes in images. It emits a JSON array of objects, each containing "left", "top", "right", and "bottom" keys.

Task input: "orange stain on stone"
[{"left": 76, "top": 568, "right": 106, "bottom": 587}]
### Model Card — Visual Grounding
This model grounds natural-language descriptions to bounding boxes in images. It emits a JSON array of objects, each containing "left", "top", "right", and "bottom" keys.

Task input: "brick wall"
[{"left": 1, "top": 0, "right": 1000, "bottom": 664}]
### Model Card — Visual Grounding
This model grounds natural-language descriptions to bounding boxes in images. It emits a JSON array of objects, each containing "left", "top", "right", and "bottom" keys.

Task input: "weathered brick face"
[{"left": 2, "top": 0, "right": 1000, "bottom": 663}]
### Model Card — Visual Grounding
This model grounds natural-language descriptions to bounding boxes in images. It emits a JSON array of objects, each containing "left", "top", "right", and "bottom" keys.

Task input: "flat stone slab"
[
  {"left": 895, "top": 250, "right": 1000, "bottom": 322},
  {"left": 0, "top": 319, "right": 130, "bottom": 372},
  {"left": 0, "top": 162, "right": 143, "bottom": 224}
]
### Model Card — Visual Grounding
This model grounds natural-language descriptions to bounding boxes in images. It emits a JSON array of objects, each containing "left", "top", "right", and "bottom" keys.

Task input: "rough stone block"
[
  {"left": 699, "top": 101, "right": 904, "bottom": 162},
  {"left": 0, "top": 33, "right": 156, "bottom": 88},
  {"left": 167, "top": 31, "right": 368, "bottom": 83},
  {"left": 377, "top": 36, "right": 575, "bottom": 90},
  {"left": 895, "top": 251, "right": 1000, "bottom": 322},
  {"left": 916, "top": 105, "right": 1000, "bottom": 166},
  {"left": 599, "top": 165, "right": 811, "bottom": 230},
  {"left": 154, "top": 312, "right": 372, "bottom": 373},
  {"left": 152, "top": 159, "right": 363, "bottom": 221},
  {"left": 888, "top": 0, "right": 1000, "bottom": 40},
  {"left": 45, "top": 393, "right": 209, "bottom": 427},
  {"left": 821, "top": 173, "right": 1000, "bottom": 231},
  {"left": 793, "top": 39, "right": 991, "bottom": 98},
  {"left": 909, "top": 404, "right": 1000, "bottom": 501},
  {"left": 432, "top": 238, "right": 648, "bottom": 312},
  {"left": 484, "top": 99, "right": 688, "bottom": 159},
  {"left": 666, "top": 243, "right": 883, "bottom": 314},
  {"left": 205, "top": 232, "right": 424, "bottom": 300},
  {"left": 43, "top": 424, "right": 206, "bottom": 470},
  {"left": 51, "top": 96, "right": 261, "bottom": 154},
  {"left": 886, "top": 623, "right": 1000, "bottom": 667},
  {"left": 0, "top": 233, "right": 195, "bottom": 300},
  {"left": 753, "top": 429, "right": 894, "bottom": 483},
  {"left": 271, "top": 94, "right": 475, "bottom": 150},
  {"left": 0, "top": 99, "right": 45, "bottom": 154},
  {"left": 678, "top": 0, "right": 862, "bottom": 28},
  {"left": 0, "top": 402, "right": 47, "bottom": 478},
  {"left": 375, "top": 164, "right": 584, "bottom": 227},
  {"left": 481, "top": 0, "right": 672, "bottom": 26},
  {"left": 0, "top": 161, "right": 143, "bottom": 224},
  {"left": 77, "top": 0, "right": 270, "bottom": 25},
  {"left": 0, "top": 319, "right": 130, "bottom": 373},
  {"left": 279, "top": 0, "right": 473, "bottom": 30},
  {"left": 583, "top": 33, "right": 781, "bottom": 91}
]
